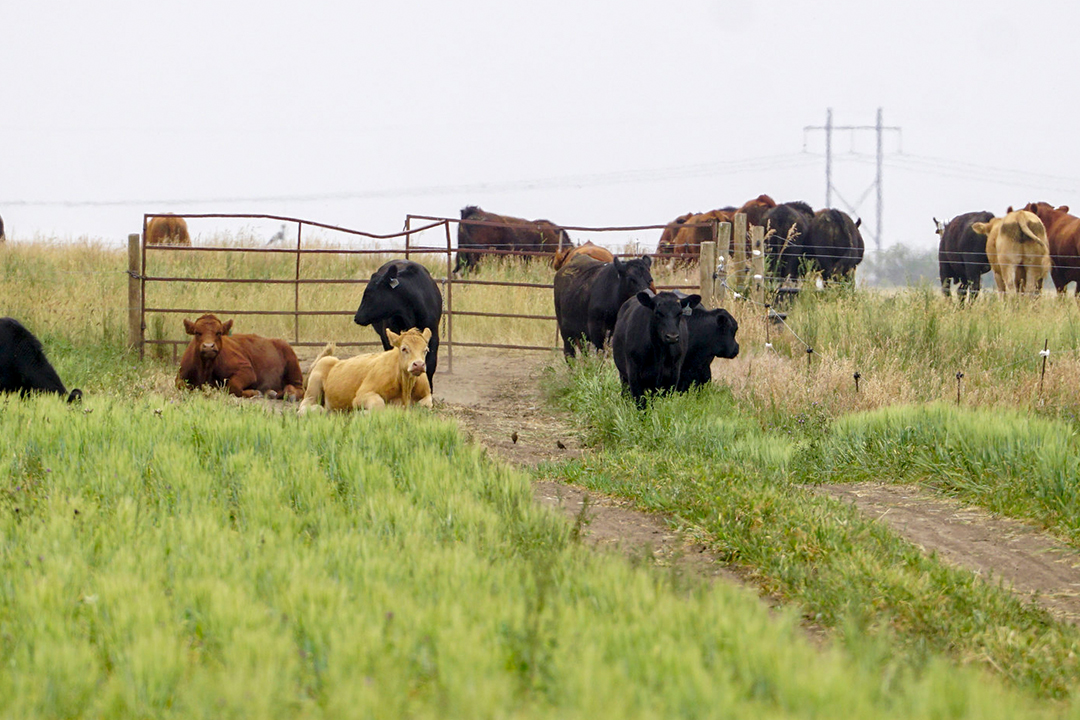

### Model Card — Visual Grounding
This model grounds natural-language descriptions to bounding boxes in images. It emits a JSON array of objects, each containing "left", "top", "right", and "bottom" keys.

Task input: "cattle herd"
[{"left": 4, "top": 196, "right": 1079, "bottom": 409}]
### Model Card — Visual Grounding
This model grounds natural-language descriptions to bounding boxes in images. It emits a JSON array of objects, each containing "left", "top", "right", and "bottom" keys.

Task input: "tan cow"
[
  {"left": 972, "top": 210, "right": 1051, "bottom": 294},
  {"left": 552, "top": 240, "right": 615, "bottom": 270},
  {"left": 146, "top": 215, "right": 191, "bottom": 246},
  {"left": 298, "top": 328, "right": 432, "bottom": 414}
]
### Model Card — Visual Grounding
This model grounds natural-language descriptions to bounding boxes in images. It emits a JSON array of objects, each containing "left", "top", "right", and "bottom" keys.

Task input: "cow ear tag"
[
  {"left": 389, "top": 277, "right": 400, "bottom": 289},
  {"left": 682, "top": 306, "right": 692, "bottom": 316}
]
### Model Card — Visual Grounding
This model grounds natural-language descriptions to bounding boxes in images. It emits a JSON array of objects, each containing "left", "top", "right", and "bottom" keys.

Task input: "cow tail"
[{"left": 1017, "top": 214, "right": 1048, "bottom": 248}]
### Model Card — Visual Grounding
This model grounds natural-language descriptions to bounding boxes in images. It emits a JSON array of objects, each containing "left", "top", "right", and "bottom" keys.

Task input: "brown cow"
[
  {"left": 552, "top": 241, "right": 615, "bottom": 270},
  {"left": 177, "top": 314, "right": 303, "bottom": 399},
  {"left": 146, "top": 215, "right": 191, "bottom": 246},
  {"left": 455, "top": 206, "right": 569, "bottom": 274},
  {"left": 1023, "top": 202, "right": 1080, "bottom": 292},
  {"left": 736, "top": 194, "right": 777, "bottom": 228},
  {"left": 670, "top": 209, "right": 734, "bottom": 263},
  {"left": 298, "top": 328, "right": 432, "bottom": 413},
  {"left": 656, "top": 212, "right": 694, "bottom": 258},
  {"left": 972, "top": 210, "right": 1051, "bottom": 294}
]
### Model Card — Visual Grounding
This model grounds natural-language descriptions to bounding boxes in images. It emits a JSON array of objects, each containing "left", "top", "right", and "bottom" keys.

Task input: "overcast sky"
[{"left": 3, "top": 0, "right": 1079, "bottom": 253}]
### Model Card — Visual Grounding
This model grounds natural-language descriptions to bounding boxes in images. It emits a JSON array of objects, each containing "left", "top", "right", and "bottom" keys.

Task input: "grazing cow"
[
  {"left": 670, "top": 209, "right": 735, "bottom": 263},
  {"left": 802, "top": 209, "right": 864, "bottom": 281},
  {"left": 762, "top": 201, "right": 815, "bottom": 278},
  {"left": 935, "top": 211, "right": 993, "bottom": 299},
  {"left": 0, "top": 318, "right": 82, "bottom": 402},
  {"left": 675, "top": 301, "right": 741, "bottom": 392},
  {"left": 972, "top": 210, "right": 1050, "bottom": 294},
  {"left": 1022, "top": 202, "right": 1080, "bottom": 293},
  {"left": 455, "top": 206, "right": 570, "bottom": 274},
  {"left": 656, "top": 212, "right": 694, "bottom": 259},
  {"left": 298, "top": 328, "right": 432, "bottom": 413},
  {"left": 612, "top": 291, "right": 699, "bottom": 405},
  {"left": 552, "top": 240, "right": 615, "bottom": 270},
  {"left": 553, "top": 254, "right": 655, "bottom": 356},
  {"left": 177, "top": 314, "right": 304, "bottom": 399},
  {"left": 145, "top": 215, "right": 191, "bottom": 246},
  {"left": 353, "top": 259, "right": 442, "bottom": 390}
]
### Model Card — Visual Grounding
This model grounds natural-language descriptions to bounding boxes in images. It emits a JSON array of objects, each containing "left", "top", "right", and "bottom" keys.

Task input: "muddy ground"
[{"left": 432, "top": 348, "right": 1080, "bottom": 626}]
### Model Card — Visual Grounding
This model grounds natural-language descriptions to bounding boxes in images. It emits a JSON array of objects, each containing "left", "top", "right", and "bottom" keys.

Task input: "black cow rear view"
[{"left": 0, "top": 318, "right": 82, "bottom": 402}]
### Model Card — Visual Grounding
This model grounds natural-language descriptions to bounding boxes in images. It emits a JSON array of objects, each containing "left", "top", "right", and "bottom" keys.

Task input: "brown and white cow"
[
  {"left": 298, "top": 328, "right": 432, "bottom": 414},
  {"left": 146, "top": 215, "right": 191, "bottom": 246},
  {"left": 176, "top": 314, "right": 304, "bottom": 399},
  {"left": 973, "top": 210, "right": 1051, "bottom": 295},
  {"left": 552, "top": 240, "right": 615, "bottom": 270}
]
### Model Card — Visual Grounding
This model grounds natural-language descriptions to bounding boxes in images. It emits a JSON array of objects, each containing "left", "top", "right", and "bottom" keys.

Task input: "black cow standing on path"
[
  {"left": 553, "top": 254, "right": 655, "bottom": 357},
  {"left": 612, "top": 291, "right": 699, "bottom": 406},
  {"left": 0, "top": 318, "right": 82, "bottom": 402},
  {"left": 935, "top": 211, "right": 994, "bottom": 299},
  {"left": 354, "top": 260, "right": 442, "bottom": 390}
]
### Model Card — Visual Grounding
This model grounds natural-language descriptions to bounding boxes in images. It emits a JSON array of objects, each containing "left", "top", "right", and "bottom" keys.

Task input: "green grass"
[{"left": 541, "top": 356, "right": 1080, "bottom": 702}]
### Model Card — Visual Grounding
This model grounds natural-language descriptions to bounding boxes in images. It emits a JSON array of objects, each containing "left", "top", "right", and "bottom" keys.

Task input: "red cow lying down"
[
  {"left": 298, "top": 328, "right": 432, "bottom": 414},
  {"left": 177, "top": 314, "right": 304, "bottom": 400}
]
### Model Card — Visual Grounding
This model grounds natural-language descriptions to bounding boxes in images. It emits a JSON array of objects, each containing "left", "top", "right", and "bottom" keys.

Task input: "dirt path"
[
  {"left": 818, "top": 483, "right": 1080, "bottom": 623},
  {"left": 431, "top": 348, "right": 1080, "bottom": 626}
]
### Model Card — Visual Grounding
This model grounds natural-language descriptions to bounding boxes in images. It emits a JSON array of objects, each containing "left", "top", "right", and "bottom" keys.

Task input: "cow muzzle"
[
  {"left": 409, "top": 360, "right": 426, "bottom": 377},
  {"left": 663, "top": 332, "right": 680, "bottom": 345},
  {"left": 200, "top": 343, "right": 219, "bottom": 359}
]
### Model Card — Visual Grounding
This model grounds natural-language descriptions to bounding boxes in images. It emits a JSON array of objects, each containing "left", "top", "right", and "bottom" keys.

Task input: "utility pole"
[{"left": 803, "top": 108, "right": 901, "bottom": 252}]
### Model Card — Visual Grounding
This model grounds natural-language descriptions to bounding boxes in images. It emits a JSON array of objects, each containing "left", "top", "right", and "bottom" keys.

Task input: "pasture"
[{"left": 5, "top": 238, "right": 1080, "bottom": 717}]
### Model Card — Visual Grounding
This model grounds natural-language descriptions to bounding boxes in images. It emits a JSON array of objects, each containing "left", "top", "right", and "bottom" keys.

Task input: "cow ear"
[
  {"left": 1060, "top": 206, "right": 1070, "bottom": 213},
  {"left": 972, "top": 222, "right": 988, "bottom": 236},
  {"left": 854, "top": 218, "right": 862, "bottom": 228},
  {"left": 682, "top": 294, "right": 701, "bottom": 309},
  {"left": 1007, "top": 206, "right": 1014, "bottom": 213},
  {"left": 386, "top": 329, "right": 400, "bottom": 346},
  {"left": 642, "top": 255, "right": 652, "bottom": 268},
  {"left": 422, "top": 327, "right": 431, "bottom": 342},
  {"left": 183, "top": 319, "right": 196, "bottom": 335},
  {"left": 222, "top": 320, "right": 233, "bottom": 335},
  {"left": 636, "top": 291, "right": 655, "bottom": 309}
]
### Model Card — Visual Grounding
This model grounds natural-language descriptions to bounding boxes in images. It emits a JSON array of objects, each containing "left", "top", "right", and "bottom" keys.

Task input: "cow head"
[
  {"left": 614, "top": 255, "right": 655, "bottom": 297},
  {"left": 183, "top": 314, "right": 231, "bottom": 361},
  {"left": 708, "top": 309, "right": 740, "bottom": 359},
  {"left": 355, "top": 263, "right": 404, "bottom": 327},
  {"left": 636, "top": 291, "right": 698, "bottom": 345},
  {"left": 387, "top": 328, "right": 431, "bottom": 377},
  {"left": 933, "top": 217, "right": 945, "bottom": 236}
]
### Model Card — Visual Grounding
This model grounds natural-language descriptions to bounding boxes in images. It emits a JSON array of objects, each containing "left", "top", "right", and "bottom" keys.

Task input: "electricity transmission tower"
[{"left": 803, "top": 108, "right": 901, "bottom": 252}]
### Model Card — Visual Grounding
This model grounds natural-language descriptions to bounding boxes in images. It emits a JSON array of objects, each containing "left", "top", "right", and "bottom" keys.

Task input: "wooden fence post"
[
  {"left": 127, "top": 233, "right": 143, "bottom": 353},
  {"left": 751, "top": 225, "right": 765, "bottom": 306},
  {"left": 732, "top": 212, "right": 747, "bottom": 289},
  {"left": 699, "top": 241, "right": 716, "bottom": 308},
  {"left": 715, "top": 222, "right": 731, "bottom": 304}
]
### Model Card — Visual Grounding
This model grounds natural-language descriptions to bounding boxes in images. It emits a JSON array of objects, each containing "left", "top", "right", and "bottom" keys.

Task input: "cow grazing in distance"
[
  {"left": 455, "top": 206, "right": 570, "bottom": 274},
  {"left": 935, "top": 211, "right": 994, "bottom": 299},
  {"left": 1022, "top": 202, "right": 1080, "bottom": 293},
  {"left": 762, "top": 201, "right": 815, "bottom": 278},
  {"left": 670, "top": 209, "right": 734, "bottom": 264},
  {"left": 973, "top": 210, "right": 1051, "bottom": 294},
  {"left": 612, "top": 291, "right": 699, "bottom": 405},
  {"left": 299, "top": 328, "right": 432, "bottom": 414},
  {"left": 802, "top": 209, "right": 865, "bottom": 282},
  {"left": 145, "top": 215, "right": 191, "bottom": 246},
  {"left": 552, "top": 240, "right": 614, "bottom": 270},
  {"left": 675, "top": 301, "right": 740, "bottom": 392},
  {"left": 553, "top": 254, "right": 655, "bottom": 356},
  {"left": 177, "top": 314, "right": 304, "bottom": 399},
  {"left": 353, "top": 259, "right": 442, "bottom": 390},
  {"left": 0, "top": 318, "right": 82, "bottom": 402},
  {"left": 656, "top": 212, "right": 694, "bottom": 260}
]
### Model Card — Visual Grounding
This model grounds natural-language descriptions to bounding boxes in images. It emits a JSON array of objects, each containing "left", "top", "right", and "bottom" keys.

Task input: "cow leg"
[
  {"left": 354, "top": 390, "right": 386, "bottom": 411},
  {"left": 226, "top": 370, "right": 259, "bottom": 398},
  {"left": 298, "top": 357, "right": 336, "bottom": 415}
]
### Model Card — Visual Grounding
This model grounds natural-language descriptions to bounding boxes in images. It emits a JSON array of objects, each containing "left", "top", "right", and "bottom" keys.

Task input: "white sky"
[{"left": 3, "top": 0, "right": 1079, "bottom": 253}]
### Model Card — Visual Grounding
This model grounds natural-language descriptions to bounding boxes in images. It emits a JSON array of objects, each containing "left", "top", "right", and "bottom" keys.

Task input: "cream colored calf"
[{"left": 299, "top": 328, "right": 432, "bottom": 414}]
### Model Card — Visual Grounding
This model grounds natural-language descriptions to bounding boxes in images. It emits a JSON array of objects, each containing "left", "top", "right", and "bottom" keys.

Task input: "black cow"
[
  {"left": 761, "top": 201, "right": 814, "bottom": 278},
  {"left": 0, "top": 212, "right": 5, "bottom": 243},
  {"left": 675, "top": 301, "right": 740, "bottom": 392},
  {"left": 935, "top": 211, "right": 993, "bottom": 299},
  {"left": 354, "top": 260, "right": 442, "bottom": 389},
  {"left": 803, "top": 209, "right": 864, "bottom": 282},
  {"left": 0, "top": 318, "right": 81, "bottom": 402},
  {"left": 553, "top": 254, "right": 655, "bottom": 357},
  {"left": 612, "top": 291, "right": 699, "bottom": 405}
]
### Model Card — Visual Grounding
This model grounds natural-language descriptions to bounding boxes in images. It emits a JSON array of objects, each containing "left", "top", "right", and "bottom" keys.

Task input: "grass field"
[{"left": 5, "top": 238, "right": 1080, "bottom": 717}]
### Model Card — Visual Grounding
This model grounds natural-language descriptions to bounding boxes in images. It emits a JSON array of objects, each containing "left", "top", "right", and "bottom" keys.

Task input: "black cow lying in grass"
[{"left": 0, "top": 318, "right": 82, "bottom": 402}]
